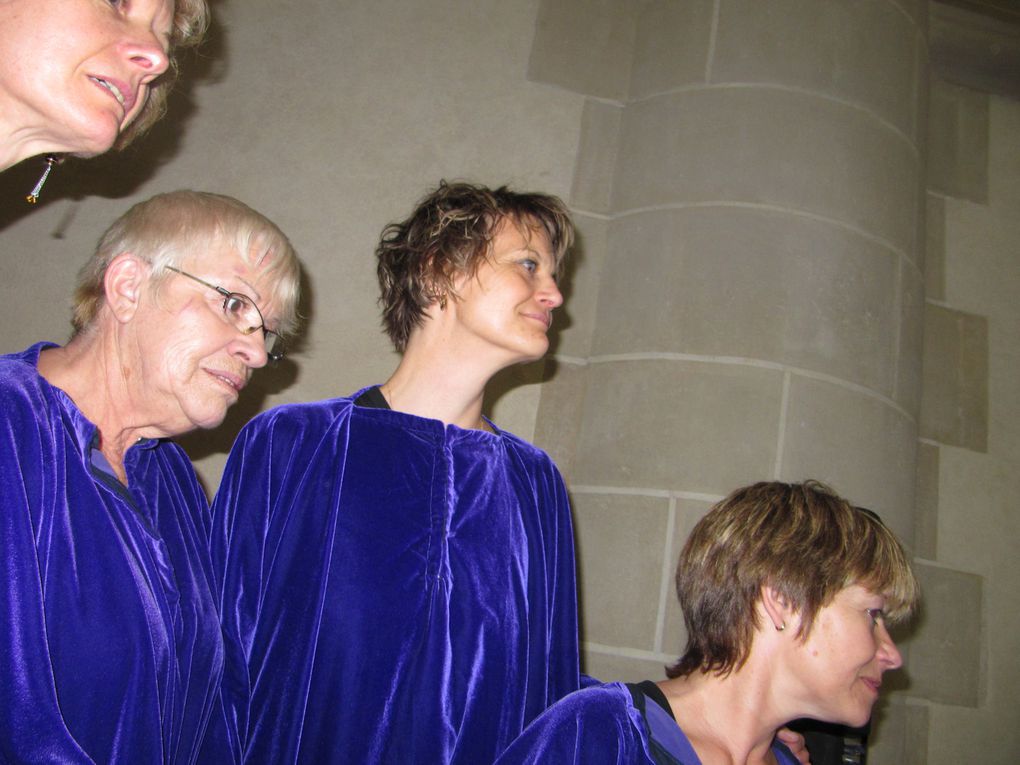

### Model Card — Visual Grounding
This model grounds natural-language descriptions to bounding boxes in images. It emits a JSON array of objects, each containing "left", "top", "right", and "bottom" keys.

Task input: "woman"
[
  {"left": 0, "top": 191, "right": 300, "bottom": 762},
  {"left": 0, "top": 0, "right": 208, "bottom": 197},
  {"left": 203, "top": 181, "right": 580, "bottom": 763},
  {"left": 496, "top": 481, "right": 920, "bottom": 765}
]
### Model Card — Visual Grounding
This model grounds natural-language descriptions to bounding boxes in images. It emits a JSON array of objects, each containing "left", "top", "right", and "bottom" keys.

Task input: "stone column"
[{"left": 529, "top": 1, "right": 928, "bottom": 760}]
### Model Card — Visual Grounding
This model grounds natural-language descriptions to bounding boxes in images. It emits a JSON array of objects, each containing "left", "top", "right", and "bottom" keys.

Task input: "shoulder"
[
  {"left": 239, "top": 397, "right": 357, "bottom": 440},
  {"left": 496, "top": 683, "right": 646, "bottom": 764},
  {"left": 496, "top": 427, "right": 563, "bottom": 478},
  {"left": 0, "top": 347, "right": 57, "bottom": 430},
  {"left": 520, "top": 682, "right": 643, "bottom": 737}
]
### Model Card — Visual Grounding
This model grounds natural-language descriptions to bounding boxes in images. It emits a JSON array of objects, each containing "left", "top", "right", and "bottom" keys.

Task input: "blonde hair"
[{"left": 73, "top": 191, "right": 301, "bottom": 336}]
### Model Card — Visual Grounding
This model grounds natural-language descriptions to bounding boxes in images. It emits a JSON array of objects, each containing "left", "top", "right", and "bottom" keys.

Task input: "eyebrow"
[{"left": 234, "top": 276, "right": 263, "bottom": 303}]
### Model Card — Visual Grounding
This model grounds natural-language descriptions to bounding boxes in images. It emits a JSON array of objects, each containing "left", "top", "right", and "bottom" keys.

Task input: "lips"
[
  {"left": 522, "top": 311, "right": 552, "bottom": 330},
  {"left": 88, "top": 75, "right": 137, "bottom": 116},
  {"left": 206, "top": 368, "right": 246, "bottom": 396},
  {"left": 860, "top": 677, "right": 881, "bottom": 695}
]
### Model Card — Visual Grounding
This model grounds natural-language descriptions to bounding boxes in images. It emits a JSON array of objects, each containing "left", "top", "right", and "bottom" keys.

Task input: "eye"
[
  {"left": 867, "top": 608, "right": 886, "bottom": 626},
  {"left": 520, "top": 258, "right": 538, "bottom": 274},
  {"left": 222, "top": 294, "right": 249, "bottom": 316}
]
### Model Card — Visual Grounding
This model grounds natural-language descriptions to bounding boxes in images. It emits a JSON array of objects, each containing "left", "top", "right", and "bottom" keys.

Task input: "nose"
[
  {"left": 229, "top": 330, "right": 270, "bottom": 370},
  {"left": 876, "top": 622, "right": 903, "bottom": 671},
  {"left": 538, "top": 275, "right": 564, "bottom": 310},
  {"left": 122, "top": 31, "right": 171, "bottom": 78}
]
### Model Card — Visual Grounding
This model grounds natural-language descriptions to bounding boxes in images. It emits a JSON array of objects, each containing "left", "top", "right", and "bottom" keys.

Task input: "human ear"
[
  {"left": 760, "top": 585, "right": 796, "bottom": 633},
  {"left": 103, "top": 253, "right": 147, "bottom": 324}
]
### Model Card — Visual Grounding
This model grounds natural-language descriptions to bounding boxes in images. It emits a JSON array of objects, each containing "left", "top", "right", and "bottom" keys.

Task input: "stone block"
[
  {"left": 628, "top": 0, "right": 715, "bottom": 98},
  {"left": 573, "top": 493, "right": 671, "bottom": 651},
  {"left": 528, "top": 0, "right": 637, "bottom": 100},
  {"left": 927, "top": 78, "right": 989, "bottom": 202},
  {"left": 592, "top": 207, "right": 901, "bottom": 397},
  {"left": 919, "top": 304, "right": 988, "bottom": 452},
  {"left": 533, "top": 362, "right": 589, "bottom": 480},
  {"left": 913, "top": 442, "right": 939, "bottom": 560},
  {"left": 582, "top": 651, "right": 669, "bottom": 684},
  {"left": 570, "top": 102, "right": 624, "bottom": 215},
  {"left": 896, "top": 259, "right": 926, "bottom": 415},
  {"left": 573, "top": 360, "right": 784, "bottom": 493},
  {"left": 612, "top": 88, "right": 920, "bottom": 259},
  {"left": 661, "top": 497, "right": 715, "bottom": 657},
  {"left": 925, "top": 193, "right": 946, "bottom": 301},
  {"left": 868, "top": 698, "right": 930, "bottom": 765},
  {"left": 781, "top": 375, "right": 918, "bottom": 544},
  {"left": 713, "top": 0, "right": 922, "bottom": 138},
  {"left": 903, "top": 561, "right": 983, "bottom": 707},
  {"left": 555, "top": 212, "right": 608, "bottom": 359}
]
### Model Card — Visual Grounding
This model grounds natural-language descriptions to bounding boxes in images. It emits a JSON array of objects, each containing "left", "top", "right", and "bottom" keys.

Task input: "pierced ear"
[
  {"left": 103, "top": 253, "right": 148, "bottom": 324},
  {"left": 760, "top": 584, "right": 795, "bottom": 633}
]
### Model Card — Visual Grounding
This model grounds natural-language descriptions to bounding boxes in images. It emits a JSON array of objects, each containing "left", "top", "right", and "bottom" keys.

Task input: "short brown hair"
[
  {"left": 375, "top": 180, "right": 574, "bottom": 352},
  {"left": 116, "top": 0, "right": 211, "bottom": 147},
  {"left": 667, "top": 481, "right": 919, "bottom": 679},
  {"left": 73, "top": 190, "right": 301, "bottom": 336}
]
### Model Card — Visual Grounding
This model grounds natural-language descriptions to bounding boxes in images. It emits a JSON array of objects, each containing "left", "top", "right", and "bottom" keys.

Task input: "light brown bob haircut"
[
  {"left": 73, "top": 190, "right": 301, "bottom": 337},
  {"left": 375, "top": 180, "right": 574, "bottom": 352},
  {"left": 115, "top": 0, "right": 211, "bottom": 148},
  {"left": 667, "top": 480, "right": 919, "bottom": 679}
]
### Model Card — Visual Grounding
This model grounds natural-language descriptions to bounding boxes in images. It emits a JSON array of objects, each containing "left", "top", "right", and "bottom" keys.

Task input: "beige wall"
[{"left": 2, "top": 1, "right": 1018, "bottom": 762}]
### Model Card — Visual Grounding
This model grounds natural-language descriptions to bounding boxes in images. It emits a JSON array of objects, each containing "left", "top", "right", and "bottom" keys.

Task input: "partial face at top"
[
  {"left": 128, "top": 240, "right": 284, "bottom": 437},
  {"left": 786, "top": 584, "right": 903, "bottom": 727},
  {"left": 0, "top": 0, "right": 173, "bottom": 157},
  {"left": 447, "top": 218, "right": 564, "bottom": 369}
]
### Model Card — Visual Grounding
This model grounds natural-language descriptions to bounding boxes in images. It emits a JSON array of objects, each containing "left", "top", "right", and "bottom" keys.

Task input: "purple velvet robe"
[
  {"left": 0, "top": 344, "right": 223, "bottom": 763},
  {"left": 202, "top": 394, "right": 580, "bottom": 763},
  {"left": 494, "top": 682, "right": 801, "bottom": 765}
]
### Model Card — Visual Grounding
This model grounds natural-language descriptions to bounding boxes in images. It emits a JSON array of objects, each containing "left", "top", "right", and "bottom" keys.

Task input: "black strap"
[{"left": 625, "top": 682, "right": 684, "bottom": 765}]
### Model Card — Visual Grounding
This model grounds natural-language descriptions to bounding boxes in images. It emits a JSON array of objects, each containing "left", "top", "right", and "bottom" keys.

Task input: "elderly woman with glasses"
[
  {"left": 1, "top": 0, "right": 208, "bottom": 200},
  {"left": 0, "top": 190, "right": 300, "bottom": 763},
  {"left": 496, "top": 481, "right": 920, "bottom": 765}
]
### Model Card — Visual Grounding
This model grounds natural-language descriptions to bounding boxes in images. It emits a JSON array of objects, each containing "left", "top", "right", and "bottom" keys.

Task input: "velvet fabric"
[
  {"left": 0, "top": 343, "right": 223, "bottom": 763},
  {"left": 202, "top": 393, "right": 581, "bottom": 763},
  {"left": 494, "top": 682, "right": 801, "bottom": 765}
]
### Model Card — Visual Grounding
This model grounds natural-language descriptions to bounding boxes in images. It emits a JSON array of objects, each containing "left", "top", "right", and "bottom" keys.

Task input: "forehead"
[{"left": 492, "top": 216, "right": 553, "bottom": 257}]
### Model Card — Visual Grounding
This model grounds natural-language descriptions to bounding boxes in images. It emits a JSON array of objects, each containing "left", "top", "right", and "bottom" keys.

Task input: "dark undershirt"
[{"left": 354, "top": 386, "right": 390, "bottom": 410}]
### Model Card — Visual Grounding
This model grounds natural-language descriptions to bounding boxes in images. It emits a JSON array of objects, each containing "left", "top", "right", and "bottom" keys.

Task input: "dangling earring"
[
  {"left": 775, "top": 621, "right": 786, "bottom": 632},
  {"left": 26, "top": 155, "right": 62, "bottom": 204},
  {"left": 438, "top": 294, "right": 448, "bottom": 311}
]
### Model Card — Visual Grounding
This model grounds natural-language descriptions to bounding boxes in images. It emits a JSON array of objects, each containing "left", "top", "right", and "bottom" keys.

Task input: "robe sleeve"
[
  {"left": 494, "top": 684, "right": 646, "bottom": 765},
  {"left": 0, "top": 386, "right": 94, "bottom": 763}
]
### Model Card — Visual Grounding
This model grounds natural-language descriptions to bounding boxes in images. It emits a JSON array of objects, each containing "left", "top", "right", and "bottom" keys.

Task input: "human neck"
[
  {"left": 37, "top": 332, "right": 165, "bottom": 482},
  {"left": 379, "top": 338, "right": 497, "bottom": 431},
  {"left": 658, "top": 668, "right": 787, "bottom": 765}
]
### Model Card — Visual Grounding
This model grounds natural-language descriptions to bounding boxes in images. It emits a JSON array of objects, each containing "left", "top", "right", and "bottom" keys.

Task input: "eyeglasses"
[{"left": 165, "top": 266, "right": 285, "bottom": 361}]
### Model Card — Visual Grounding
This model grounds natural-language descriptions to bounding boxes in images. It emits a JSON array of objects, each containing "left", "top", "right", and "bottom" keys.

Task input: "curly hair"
[
  {"left": 116, "top": 0, "right": 211, "bottom": 148},
  {"left": 375, "top": 180, "right": 574, "bottom": 352},
  {"left": 667, "top": 481, "right": 919, "bottom": 679}
]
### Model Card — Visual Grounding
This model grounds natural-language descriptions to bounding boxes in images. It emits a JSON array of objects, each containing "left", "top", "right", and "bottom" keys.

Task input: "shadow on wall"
[{"left": 0, "top": 14, "right": 227, "bottom": 234}]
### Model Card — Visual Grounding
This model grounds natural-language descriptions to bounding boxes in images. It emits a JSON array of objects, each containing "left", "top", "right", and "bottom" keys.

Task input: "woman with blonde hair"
[{"left": 0, "top": 0, "right": 208, "bottom": 199}]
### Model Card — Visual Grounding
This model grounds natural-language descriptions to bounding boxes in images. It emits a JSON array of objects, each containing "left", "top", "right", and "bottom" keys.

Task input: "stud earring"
[{"left": 26, "top": 155, "right": 61, "bottom": 204}]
